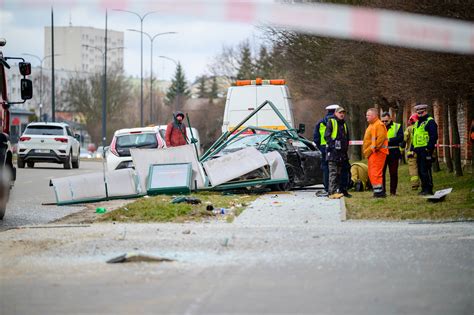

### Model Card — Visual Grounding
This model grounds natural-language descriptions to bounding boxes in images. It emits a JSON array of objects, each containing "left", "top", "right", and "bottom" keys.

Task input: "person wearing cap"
[
  {"left": 313, "top": 104, "right": 339, "bottom": 195},
  {"left": 404, "top": 113, "right": 420, "bottom": 190},
  {"left": 411, "top": 104, "right": 438, "bottom": 195},
  {"left": 165, "top": 111, "right": 188, "bottom": 147},
  {"left": 324, "top": 107, "right": 350, "bottom": 199},
  {"left": 363, "top": 108, "right": 389, "bottom": 198},
  {"left": 381, "top": 112, "right": 404, "bottom": 196}
]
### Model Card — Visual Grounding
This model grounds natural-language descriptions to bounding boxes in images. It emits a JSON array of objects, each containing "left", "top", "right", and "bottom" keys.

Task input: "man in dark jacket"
[
  {"left": 324, "top": 107, "right": 350, "bottom": 199},
  {"left": 381, "top": 112, "right": 404, "bottom": 196},
  {"left": 411, "top": 104, "right": 438, "bottom": 195},
  {"left": 313, "top": 104, "right": 340, "bottom": 195},
  {"left": 165, "top": 111, "right": 188, "bottom": 147}
]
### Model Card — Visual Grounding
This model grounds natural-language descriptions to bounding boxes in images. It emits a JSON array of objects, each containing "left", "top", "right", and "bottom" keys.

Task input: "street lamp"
[
  {"left": 127, "top": 29, "right": 176, "bottom": 125},
  {"left": 113, "top": 9, "right": 156, "bottom": 127},
  {"left": 82, "top": 44, "right": 124, "bottom": 148},
  {"left": 22, "top": 53, "right": 61, "bottom": 121},
  {"left": 158, "top": 55, "right": 178, "bottom": 66}
]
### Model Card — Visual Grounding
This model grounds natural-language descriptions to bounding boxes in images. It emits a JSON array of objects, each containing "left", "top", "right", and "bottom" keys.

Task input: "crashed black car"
[
  {"left": 200, "top": 100, "right": 323, "bottom": 190},
  {"left": 219, "top": 130, "right": 323, "bottom": 190}
]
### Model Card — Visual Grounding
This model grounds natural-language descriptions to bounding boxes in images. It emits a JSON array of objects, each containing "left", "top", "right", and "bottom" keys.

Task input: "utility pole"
[
  {"left": 103, "top": 9, "right": 108, "bottom": 148},
  {"left": 51, "top": 6, "right": 56, "bottom": 122}
]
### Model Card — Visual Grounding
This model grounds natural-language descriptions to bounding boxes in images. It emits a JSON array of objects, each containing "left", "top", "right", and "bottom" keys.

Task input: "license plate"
[{"left": 36, "top": 149, "right": 50, "bottom": 153}]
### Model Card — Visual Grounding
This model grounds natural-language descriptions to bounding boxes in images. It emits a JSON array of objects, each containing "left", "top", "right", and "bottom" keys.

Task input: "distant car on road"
[
  {"left": 17, "top": 122, "right": 81, "bottom": 169},
  {"left": 106, "top": 126, "right": 165, "bottom": 171}
]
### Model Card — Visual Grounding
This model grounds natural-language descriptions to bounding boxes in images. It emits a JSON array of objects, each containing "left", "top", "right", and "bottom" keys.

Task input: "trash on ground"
[
  {"left": 95, "top": 207, "right": 106, "bottom": 214},
  {"left": 425, "top": 188, "right": 453, "bottom": 202},
  {"left": 206, "top": 204, "right": 214, "bottom": 211},
  {"left": 106, "top": 252, "right": 174, "bottom": 264},
  {"left": 171, "top": 196, "right": 202, "bottom": 204},
  {"left": 182, "top": 229, "right": 191, "bottom": 235}
]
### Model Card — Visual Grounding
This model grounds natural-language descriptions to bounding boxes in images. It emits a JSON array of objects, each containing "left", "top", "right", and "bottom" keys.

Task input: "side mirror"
[
  {"left": 19, "top": 62, "right": 31, "bottom": 76},
  {"left": 74, "top": 134, "right": 81, "bottom": 141},
  {"left": 20, "top": 79, "right": 33, "bottom": 100},
  {"left": 297, "top": 123, "right": 306, "bottom": 134}
]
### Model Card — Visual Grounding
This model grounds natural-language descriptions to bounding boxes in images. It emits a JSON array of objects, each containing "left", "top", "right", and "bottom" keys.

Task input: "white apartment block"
[{"left": 44, "top": 26, "right": 124, "bottom": 73}]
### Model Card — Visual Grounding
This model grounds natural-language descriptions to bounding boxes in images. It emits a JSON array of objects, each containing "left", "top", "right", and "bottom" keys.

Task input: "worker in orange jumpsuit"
[{"left": 363, "top": 108, "right": 389, "bottom": 198}]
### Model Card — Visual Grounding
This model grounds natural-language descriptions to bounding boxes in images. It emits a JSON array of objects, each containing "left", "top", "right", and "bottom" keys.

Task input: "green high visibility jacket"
[{"left": 413, "top": 117, "right": 434, "bottom": 148}]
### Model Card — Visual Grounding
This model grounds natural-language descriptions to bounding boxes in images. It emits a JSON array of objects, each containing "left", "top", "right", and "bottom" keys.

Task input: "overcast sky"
[{"left": 0, "top": 1, "right": 267, "bottom": 83}]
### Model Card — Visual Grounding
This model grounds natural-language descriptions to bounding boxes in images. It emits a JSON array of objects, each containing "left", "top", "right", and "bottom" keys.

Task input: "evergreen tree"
[
  {"left": 166, "top": 63, "right": 190, "bottom": 107},
  {"left": 196, "top": 75, "right": 208, "bottom": 98},
  {"left": 236, "top": 41, "right": 255, "bottom": 80},
  {"left": 209, "top": 76, "right": 219, "bottom": 102},
  {"left": 256, "top": 46, "right": 273, "bottom": 78}
]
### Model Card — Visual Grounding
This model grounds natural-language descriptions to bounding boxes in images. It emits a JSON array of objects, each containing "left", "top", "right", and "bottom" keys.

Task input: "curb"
[{"left": 339, "top": 197, "right": 347, "bottom": 221}]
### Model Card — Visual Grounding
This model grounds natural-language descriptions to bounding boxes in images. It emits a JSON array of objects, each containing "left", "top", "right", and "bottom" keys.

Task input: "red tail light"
[
  {"left": 20, "top": 136, "right": 31, "bottom": 141},
  {"left": 54, "top": 137, "right": 68, "bottom": 143},
  {"left": 110, "top": 137, "right": 119, "bottom": 156}
]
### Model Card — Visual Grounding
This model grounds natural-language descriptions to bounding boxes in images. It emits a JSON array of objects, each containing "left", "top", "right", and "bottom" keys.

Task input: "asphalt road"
[
  {"left": 0, "top": 191, "right": 472, "bottom": 314},
  {"left": 0, "top": 160, "right": 104, "bottom": 230}
]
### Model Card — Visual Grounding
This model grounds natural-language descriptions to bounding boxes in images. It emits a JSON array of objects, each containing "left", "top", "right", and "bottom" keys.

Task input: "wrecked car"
[{"left": 201, "top": 101, "right": 323, "bottom": 190}]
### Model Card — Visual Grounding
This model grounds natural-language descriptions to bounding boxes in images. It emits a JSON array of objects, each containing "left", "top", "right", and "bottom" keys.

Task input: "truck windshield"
[
  {"left": 116, "top": 133, "right": 158, "bottom": 149},
  {"left": 24, "top": 125, "right": 65, "bottom": 136}
]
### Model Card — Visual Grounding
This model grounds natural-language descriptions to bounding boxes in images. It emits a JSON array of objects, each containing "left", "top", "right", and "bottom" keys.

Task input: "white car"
[
  {"left": 158, "top": 125, "right": 202, "bottom": 155},
  {"left": 106, "top": 126, "right": 165, "bottom": 171},
  {"left": 17, "top": 122, "right": 81, "bottom": 169}
]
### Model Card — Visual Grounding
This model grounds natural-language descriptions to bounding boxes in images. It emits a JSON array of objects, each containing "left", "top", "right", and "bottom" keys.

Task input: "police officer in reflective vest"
[
  {"left": 381, "top": 112, "right": 404, "bottom": 196},
  {"left": 411, "top": 104, "right": 438, "bottom": 195},
  {"left": 324, "top": 107, "right": 350, "bottom": 199},
  {"left": 313, "top": 104, "right": 340, "bottom": 195}
]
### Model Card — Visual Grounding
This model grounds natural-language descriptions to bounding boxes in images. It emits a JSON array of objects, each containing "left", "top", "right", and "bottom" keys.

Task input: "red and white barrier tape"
[
  {"left": 348, "top": 141, "right": 462, "bottom": 148},
  {"left": 2, "top": 1, "right": 473, "bottom": 55}
]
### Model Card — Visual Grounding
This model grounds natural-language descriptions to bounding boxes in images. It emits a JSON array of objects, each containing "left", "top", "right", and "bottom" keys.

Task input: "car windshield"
[
  {"left": 24, "top": 125, "right": 65, "bottom": 136},
  {"left": 116, "top": 133, "right": 158, "bottom": 148},
  {"left": 224, "top": 134, "right": 269, "bottom": 151}
]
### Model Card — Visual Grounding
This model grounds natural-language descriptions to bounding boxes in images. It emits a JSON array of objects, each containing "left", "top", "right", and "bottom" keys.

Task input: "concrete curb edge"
[{"left": 339, "top": 197, "right": 347, "bottom": 221}]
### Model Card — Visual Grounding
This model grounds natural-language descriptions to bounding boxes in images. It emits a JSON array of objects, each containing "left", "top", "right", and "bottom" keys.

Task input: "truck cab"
[
  {"left": 0, "top": 38, "right": 33, "bottom": 219},
  {"left": 222, "top": 78, "right": 295, "bottom": 134}
]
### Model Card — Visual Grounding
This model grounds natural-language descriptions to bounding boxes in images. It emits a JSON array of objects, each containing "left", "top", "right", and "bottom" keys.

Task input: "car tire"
[
  {"left": 64, "top": 152, "right": 72, "bottom": 169},
  {"left": 72, "top": 151, "right": 80, "bottom": 169},
  {"left": 17, "top": 158, "right": 25, "bottom": 169},
  {"left": 278, "top": 164, "right": 295, "bottom": 191},
  {"left": 27, "top": 162, "right": 35, "bottom": 168},
  {"left": 0, "top": 166, "right": 12, "bottom": 220}
]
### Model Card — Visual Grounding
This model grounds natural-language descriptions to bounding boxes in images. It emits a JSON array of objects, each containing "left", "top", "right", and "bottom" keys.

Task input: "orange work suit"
[{"left": 363, "top": 118, "right": 388, "bottom": 196}]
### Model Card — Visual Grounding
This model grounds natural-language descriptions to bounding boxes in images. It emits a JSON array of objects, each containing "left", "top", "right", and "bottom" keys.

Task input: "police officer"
[
  {"left": 324, "top": 107, "right": 350, "bottom": 199},
  {"left": 411, "top": 104, "right": 438, "bottom": 195},
  {"left": 381, "top": 112, "right": 404, "bottom": 196},
  {"left": 313, "top": 104, "right": 340, "bottom": 196}
]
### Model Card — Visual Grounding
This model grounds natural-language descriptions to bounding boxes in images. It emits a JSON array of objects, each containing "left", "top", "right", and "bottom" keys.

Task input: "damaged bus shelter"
[{"left": 49, "top": 101, "right": 320, "bottom": 205}]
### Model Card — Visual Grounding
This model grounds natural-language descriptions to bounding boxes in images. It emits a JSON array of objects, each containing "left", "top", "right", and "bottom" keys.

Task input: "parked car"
[
  {"left": 106, "top": 126, "right": 165, "bottom": 171},
  {"left": 94, "top": 146, "right": 104, "bottom": 159},
  {"left": 17, "top": 122, "right": 81, "bottom": 169}
]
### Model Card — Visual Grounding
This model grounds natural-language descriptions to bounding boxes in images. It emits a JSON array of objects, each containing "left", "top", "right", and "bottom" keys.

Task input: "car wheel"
[
  {"left": 72, "top": 151, "right": 80, "bottom": 169},
  {"left": 279, "top": 164, "right": 295, "bottom": 191},
  {"left": 64, "top": 152, "right": 72, "bottom": 169},
  {"left": 0, "top": 166, "right": 12, "bottom": 220},
  {"left": 17, "top": 158, "right": 25, "bottom": 169},
  {"left": 27, "top": 162, "right": 35, "bottom": 168}
]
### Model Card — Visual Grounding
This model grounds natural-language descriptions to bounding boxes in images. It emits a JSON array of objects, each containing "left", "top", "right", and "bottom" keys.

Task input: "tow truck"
[{"left": 0, "top": 38, "right": 33, "bottom": 219}]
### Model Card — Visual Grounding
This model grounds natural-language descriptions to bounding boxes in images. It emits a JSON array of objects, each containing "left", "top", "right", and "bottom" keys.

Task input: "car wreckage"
[{"left": 49, "top": 101, "right": 323, "bottom": 205}]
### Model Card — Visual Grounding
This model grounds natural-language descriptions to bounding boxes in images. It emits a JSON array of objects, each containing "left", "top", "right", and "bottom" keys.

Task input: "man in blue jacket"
[
  {"left": 411, "top": 104, "right": 438, "bottom": 195},
  {"left": 314, "top": 104, "right": 340, "bottom": 195}
]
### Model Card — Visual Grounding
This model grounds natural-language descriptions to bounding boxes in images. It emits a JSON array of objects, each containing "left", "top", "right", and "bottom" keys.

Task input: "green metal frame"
[{"left": 146, "top": 163, "right": 193, "bottom": 195}]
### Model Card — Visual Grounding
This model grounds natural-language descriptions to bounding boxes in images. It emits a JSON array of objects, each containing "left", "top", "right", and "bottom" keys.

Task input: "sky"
[{"left": 0, "top": 1, "right": 267, "bottom": 83}]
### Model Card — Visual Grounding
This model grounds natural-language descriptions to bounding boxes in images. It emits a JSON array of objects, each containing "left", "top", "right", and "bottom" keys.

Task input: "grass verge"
[
  {"left": 98, "top": 192, "right": 258, "bottom": 223},
  {"left": 346, "top": 163, "right": 474, "bottom": 221}
]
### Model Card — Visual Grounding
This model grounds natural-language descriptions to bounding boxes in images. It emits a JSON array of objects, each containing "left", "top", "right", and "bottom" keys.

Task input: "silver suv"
[{"left": 17, "top": 122, "right": 81, "bottom": 169}]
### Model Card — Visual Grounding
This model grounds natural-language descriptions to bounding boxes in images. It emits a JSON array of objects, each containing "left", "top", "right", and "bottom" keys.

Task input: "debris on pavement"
[
  {"left": 95, "top": 207, "right": 106, "bottom": 214},
  {"left": 106, "top": 252, "right": 174, "bottom": 264},
  {"left": 171, "top": 196, "right": 202, "bottom": 204},
  {"left": 182, "top": 229, "right": 191, "bottom": 235}
]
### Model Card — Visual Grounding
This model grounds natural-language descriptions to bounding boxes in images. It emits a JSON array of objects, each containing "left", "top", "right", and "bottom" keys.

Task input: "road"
[
  {"left": 0, "top": 186, "right": 472, "bottom": 314},
  {"left": 0, "top": 160, "right": 103, "bottom": 230}
]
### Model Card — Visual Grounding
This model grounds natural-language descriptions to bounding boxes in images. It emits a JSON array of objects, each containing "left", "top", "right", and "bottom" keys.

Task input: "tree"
[
  {"left": 255, "top": 46, "right": 273, "bottom": 78},
  {"left": 166, "top": 63, "right": 190, "bottom": 110},
  {"left": 196, "top": 75, "right": 208, "bottom": 98},
  {"left": 209, "top": 76, "right": 219, "bottom": 102},
  {"left": 236, "top": 41, "right": 255, "bottom": 80},
  {"left": 61, "top": 68, "right": 131, "bottom": 145}
]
